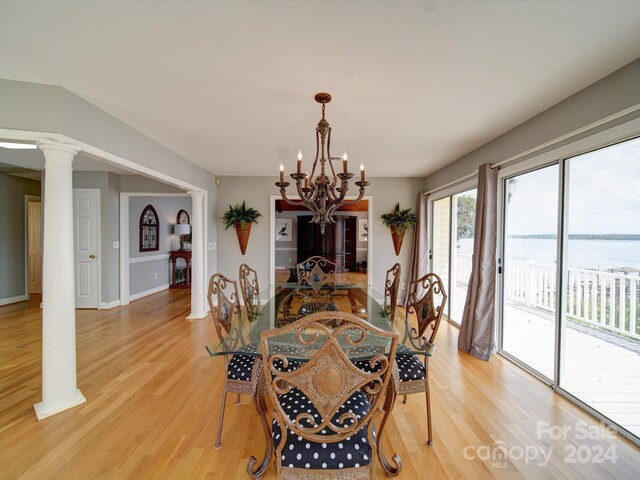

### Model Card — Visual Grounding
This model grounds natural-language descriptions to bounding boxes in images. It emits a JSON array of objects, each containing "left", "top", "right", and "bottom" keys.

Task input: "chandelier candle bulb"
[
  {"left": 297, "top": 150, "right": 303, "bottom": 174},
  {"left": 279, "top": 163, "right": 284, "bottom": 182},
  {"left": 305, "top": 172, "right": 309, "bottom": 189},
  {"left": 360, "top": 163, "right": 365, "bottom": 182}
]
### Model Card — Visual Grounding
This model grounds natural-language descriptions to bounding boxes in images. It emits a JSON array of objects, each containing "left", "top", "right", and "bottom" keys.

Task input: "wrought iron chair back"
[
  {"left": 405, "top": 272, "right": 447, "bottom": 345},
  {"left": 208, "top": 273, "right": 242, "bottom": 344},
  {"left": 239, "top": 263, "right": 260, "bottom": 320},
  {"left": 259, "top": 311, "right": 401, "bottom": 478},
  {"left": 296, "top": 256, "right": 336, "bottom": 289},
  {"left": 384, "top": 263, "right": 401, "bottom": 320}
]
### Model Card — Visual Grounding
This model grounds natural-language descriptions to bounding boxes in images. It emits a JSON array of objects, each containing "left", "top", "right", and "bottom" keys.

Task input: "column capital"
[
  {"left": 38, "top": 138, "right": 81, "bottom": 155},
  {"left": 187, "top": 190, "right": 206, "bottom": 198},
  {"left": 38, "top": 139, "right": 81, "bottom": 167}
]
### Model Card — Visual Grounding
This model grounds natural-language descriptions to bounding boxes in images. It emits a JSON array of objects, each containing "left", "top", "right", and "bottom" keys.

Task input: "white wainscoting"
[{"left": 129, "top": 253, "right": 171, "bottom": 264}]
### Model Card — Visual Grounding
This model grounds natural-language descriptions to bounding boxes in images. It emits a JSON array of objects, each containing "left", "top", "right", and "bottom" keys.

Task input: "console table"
[{"left": 169, "top": 250, "right": 191, "bottom": 289}]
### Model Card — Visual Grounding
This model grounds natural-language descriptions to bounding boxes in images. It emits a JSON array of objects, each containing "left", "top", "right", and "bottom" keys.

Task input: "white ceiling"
[{"left": 0, "top": 1, "right": 639, "bottom": 178}]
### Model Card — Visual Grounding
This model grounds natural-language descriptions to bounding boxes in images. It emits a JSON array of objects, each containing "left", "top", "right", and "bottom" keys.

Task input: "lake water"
[{"left": 458, "top": 238, "right": 640, "bottom": 271}]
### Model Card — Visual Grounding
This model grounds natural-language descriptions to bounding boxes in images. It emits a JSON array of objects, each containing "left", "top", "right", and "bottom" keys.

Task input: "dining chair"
[
  {"left": 239, "top": 263, "right": 260, "bottom": 320},
  {"left": 257, "top": 311, "right": 402, "bottom": 479},
  {"left": 384, "top": 263, "right": 401, "bottom": 320},
  {"left": 295, "top": 256, "right": 338, "bottom": 314},
  {"left": 296, "top": 255, "right": 337, "bottom": 288},
  {"left": 397, "top": 273, "right": 447, "bottom": 446},
  {"left": 207, "top": 273, "right": 260, "bottom": 448}
]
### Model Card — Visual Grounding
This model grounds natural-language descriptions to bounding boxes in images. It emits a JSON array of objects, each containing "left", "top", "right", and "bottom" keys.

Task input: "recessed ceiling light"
[{"left": 0, "top": 141, "right": 38, "bottom": 150}]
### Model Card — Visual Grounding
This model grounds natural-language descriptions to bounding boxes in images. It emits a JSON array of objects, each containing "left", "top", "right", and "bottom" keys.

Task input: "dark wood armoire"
[{"left": 297, "top": 215, "right": 357, "bottom": 273}]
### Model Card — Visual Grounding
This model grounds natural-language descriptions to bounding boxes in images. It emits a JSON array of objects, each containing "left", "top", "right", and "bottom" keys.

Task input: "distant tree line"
[{"left": 507, "top": 234, "right": 640, "bottom": 240}]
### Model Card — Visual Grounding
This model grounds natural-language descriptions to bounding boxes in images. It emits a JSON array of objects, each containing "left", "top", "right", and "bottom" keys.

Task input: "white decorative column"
[
  {"left": 34, "top": 140, "right": 86, "bottom": 419},
  {"left": 187, "top": 190, "right": 207, "bottom": 319}
]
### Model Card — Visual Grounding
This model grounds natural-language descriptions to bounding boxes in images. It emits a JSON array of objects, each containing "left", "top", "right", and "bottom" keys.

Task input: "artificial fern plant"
[
  {"left": 380, "top": 202, "right": 416, "bottom": 234},
  {"left": 221, "top": 201, "right": 262, "bottom": 232}
]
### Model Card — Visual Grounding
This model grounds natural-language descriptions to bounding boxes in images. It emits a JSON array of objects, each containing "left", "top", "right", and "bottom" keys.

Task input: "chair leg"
[
  {"left": 402, "top": 394, "right": 408, "bottom": 404},
  {"left": 215, "top": 389, "right": 228, "bottom": 449},
  {"left": 236, "top": 393, "right": 241, "bottom": 405},
  {"left": 425, "top": 381, "right": 433, "bottom": 446}
]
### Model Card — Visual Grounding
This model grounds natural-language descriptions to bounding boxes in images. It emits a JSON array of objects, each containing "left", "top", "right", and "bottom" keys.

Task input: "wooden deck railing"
[{"left": 455, "top": 254, "right": 639, "bottom": 340}]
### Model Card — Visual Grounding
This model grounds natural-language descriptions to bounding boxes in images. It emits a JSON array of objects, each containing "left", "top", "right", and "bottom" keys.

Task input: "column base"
[
  {"left": 34, "top": 389, "right": 86, "bottom": 420},
  {"left": 186, "top": 311, "right": 209, "bottom": 320}
]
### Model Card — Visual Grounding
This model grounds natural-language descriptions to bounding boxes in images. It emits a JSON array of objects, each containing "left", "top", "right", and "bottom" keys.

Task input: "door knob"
[{"left": 89, "top": 254, "right": 96, "bottom": 259}]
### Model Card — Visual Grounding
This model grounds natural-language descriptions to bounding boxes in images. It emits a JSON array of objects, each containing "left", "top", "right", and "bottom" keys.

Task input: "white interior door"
[
  {"left": 73, "top": 189, "right": 99, "bottom": 308},
  {"left": 27, "top": 200, "right": 42, "bottom": 294}
]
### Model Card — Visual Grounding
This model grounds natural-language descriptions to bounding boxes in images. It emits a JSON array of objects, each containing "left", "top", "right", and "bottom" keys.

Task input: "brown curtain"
[
  {"left": 458, "top": 163, "right": 498, "bottom": 361},
  {"left": 404, "top": 192, "right": 429, "bottom": 305}
]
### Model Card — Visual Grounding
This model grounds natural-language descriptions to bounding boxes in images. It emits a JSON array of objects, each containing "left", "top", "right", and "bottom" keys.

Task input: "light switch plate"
[
  {"left": 113, "top": 241, "right": 120, "bottom": 249},
  {"left": 208, "top": 242, "right": 213, "bottom": 250}
]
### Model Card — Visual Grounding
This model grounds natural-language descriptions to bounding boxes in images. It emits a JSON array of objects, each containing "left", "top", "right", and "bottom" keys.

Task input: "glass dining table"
[
  {"left": 205, "top": 282, "right": 434, "bottom": 478},
  {"left": 205, "top": 282, "right": 435, "bottom": 360}
]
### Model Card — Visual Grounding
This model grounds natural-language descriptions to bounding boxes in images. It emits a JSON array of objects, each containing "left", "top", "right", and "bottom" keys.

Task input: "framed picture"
[
  {"left": 276, "top": 218, "right": 292, "bottom": 241},
  {"left": 358, "top": 218, "right": 368, "bottom": 242}
]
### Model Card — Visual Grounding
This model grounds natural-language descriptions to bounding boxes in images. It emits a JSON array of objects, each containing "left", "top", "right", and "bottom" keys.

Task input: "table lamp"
[{"left": 174, "top": 224, "right": 191, "bottom": 251}]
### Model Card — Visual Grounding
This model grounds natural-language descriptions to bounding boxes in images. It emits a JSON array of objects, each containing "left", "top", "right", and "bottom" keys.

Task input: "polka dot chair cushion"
[
  {"left": 227, "top": 344, "right": 257, "bottom": 380},
  {"left": 354, "top": 351, "right": 426, "bottom": 382},
  {"left": 276, "top": 316, "right": 303, "bottom": 327},
  {"left": 272, "top": 388, "right": 373, "bottom": 470},
  {"left": 298, "top": 301, "right": 338, "bottom": 315},
  {"left": 395, "top": 353, "right": 426, "bottom": 382},
  {"left": 271, "top": 345, "right": 306, "bottom": 373},
  {"left": 227, "top": 344, "right": 303, "bottom": 379}
]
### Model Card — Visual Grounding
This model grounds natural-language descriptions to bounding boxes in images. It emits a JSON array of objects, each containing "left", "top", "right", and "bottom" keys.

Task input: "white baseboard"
[
  {"left": 129, "top": 284, "right": 169, "bottom": 302},
  {"left": 99, "top": 300, "right": 121, "bottom": 310},
  {"left": 0, "top": 294, "right": 28, "bottom": 306}
]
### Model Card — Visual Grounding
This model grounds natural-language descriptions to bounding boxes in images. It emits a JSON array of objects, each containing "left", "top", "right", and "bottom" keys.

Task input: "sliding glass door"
[
  {"left": 501, "top": 165, "right": 559, "bottom": 380},
  {"left": 499, "top": 134, "right": 640, "bottom": 443},
  {"left": 451, "top": 190, "right": 476, "bottom": 323},
  {"left": 432, "top": 198, "right": 451, "bottom": 319},
  {"left": 560, "top": 137, "right": 640, "bottom": 439},
  {"left": 431, "top": 189, "right": 477, "bottom": 324}
]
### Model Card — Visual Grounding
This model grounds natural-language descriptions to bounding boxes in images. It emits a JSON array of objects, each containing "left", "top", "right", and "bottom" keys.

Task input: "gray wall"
[
  {"left": 0, "top": 167, "right": 215, "bottom": 307},
  {"left": 115, "top": 174, "right": 214, "bottom": 301},
  {"left": 128, "top": 196, "right": 191, "bottom": 296},
  {"left": 120, "top": 175, "right": 186, "bottom": 194},
  {"left": 0, "top": 80, "right": 215, "bottom": 192},
  {"left": 71, "top": 172, "right": 200, "bottom": 304},
  {"left": 0, "top": 80, "right": 219, "bottom": 297},
  {"left": 0, "top": 173, "right": 41, "bottom": 301},
  {"left": 424, "top": 58, "right": 640, "bottom": 191},
  {"left": 216, "top": 176, "right": 423, "bottom": 293}
]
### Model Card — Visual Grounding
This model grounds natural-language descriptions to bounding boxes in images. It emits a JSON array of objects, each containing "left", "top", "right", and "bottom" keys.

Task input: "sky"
[{"left": 505, "top": 135, "right": 640, "bottom": 235}]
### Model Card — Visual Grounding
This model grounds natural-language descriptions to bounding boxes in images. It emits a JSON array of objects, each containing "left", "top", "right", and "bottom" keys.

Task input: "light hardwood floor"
[{"left": 1, "top": 291, "right": 638, "bottom": 479}]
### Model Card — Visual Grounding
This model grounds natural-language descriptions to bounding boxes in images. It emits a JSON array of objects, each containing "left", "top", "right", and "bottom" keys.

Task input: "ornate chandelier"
[{"left": 276, "top": 93, "right": 369, "bottom": 234}]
